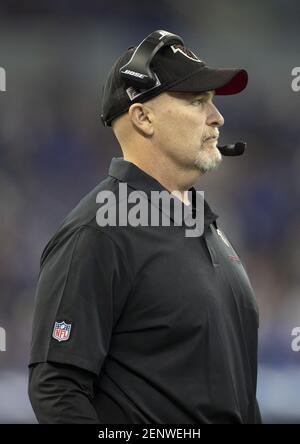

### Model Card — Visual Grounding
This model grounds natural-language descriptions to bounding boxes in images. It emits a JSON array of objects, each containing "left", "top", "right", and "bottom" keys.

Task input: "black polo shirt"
[{"left": 29, "top": 157, "right": 261, "bottom": 424}]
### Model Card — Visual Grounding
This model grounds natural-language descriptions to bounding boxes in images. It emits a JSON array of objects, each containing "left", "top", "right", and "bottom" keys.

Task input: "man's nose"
[{"left": 207, "top": 102, "right": 225, "bottom": 128}]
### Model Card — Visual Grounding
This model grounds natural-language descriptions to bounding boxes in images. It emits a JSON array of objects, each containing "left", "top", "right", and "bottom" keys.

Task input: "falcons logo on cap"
[{"left": 170, "top": 45, "right": 202, "bottom": 63}]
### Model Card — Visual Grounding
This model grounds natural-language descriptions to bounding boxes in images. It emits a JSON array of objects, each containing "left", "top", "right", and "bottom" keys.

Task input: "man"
[{"left": 28, "top": 30, "right": 262, "bottom": 424}]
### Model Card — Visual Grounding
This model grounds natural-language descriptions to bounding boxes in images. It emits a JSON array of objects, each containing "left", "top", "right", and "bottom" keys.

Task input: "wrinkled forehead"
[{"left": 136, "top": 90, "right": 216, "bottom": 114}]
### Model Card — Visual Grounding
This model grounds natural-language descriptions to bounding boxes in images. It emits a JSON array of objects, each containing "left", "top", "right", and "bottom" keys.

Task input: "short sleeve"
[{"left": 29, "top": 226, "right": 131, "bottom": 375}]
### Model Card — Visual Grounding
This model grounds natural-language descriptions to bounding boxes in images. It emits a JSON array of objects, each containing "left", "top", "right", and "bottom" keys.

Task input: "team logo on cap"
[
  {"left": 170, "top": 44, "right": 202, "bottom": 63},
  {"left": 52, "top": 321, "right": 72, "bottom": 342}
]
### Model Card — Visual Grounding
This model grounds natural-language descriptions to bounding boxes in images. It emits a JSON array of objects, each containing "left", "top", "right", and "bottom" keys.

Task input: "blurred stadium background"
[{"left": 0, "top": 0, "right": 300, "bottom": 423}]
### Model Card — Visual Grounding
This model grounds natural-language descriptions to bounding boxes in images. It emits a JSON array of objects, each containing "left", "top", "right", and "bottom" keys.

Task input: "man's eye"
[{"left": 191, "top": 98, "right": 204, "bottom": 105}]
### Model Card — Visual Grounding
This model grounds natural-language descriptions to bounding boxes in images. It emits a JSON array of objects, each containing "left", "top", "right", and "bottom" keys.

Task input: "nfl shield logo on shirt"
[{"left": 52, "top": 321, "right": 72, "bottom": 342}]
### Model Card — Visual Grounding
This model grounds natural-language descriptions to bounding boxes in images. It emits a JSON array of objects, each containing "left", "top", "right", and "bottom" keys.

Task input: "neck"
[{"left": 123, "top": 144, "right": 201, "bottom": 203}]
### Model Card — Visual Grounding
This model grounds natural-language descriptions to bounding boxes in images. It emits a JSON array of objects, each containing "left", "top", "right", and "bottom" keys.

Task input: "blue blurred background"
[{"left": 0, "top": 0, "right": 300, "bottom": 423}]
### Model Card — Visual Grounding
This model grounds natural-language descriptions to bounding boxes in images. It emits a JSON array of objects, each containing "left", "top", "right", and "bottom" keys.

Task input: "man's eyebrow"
[
  {"left": 191, "top": 91, "right": 214, "bottom": 99},
  {"left": 168, "top": 90, "right": 215, "bottom": 100}
]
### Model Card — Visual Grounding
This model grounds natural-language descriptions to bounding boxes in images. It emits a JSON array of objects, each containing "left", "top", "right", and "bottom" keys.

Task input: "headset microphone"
[{"left": 217, "top": 141, "right": 246, "bottom": 156}]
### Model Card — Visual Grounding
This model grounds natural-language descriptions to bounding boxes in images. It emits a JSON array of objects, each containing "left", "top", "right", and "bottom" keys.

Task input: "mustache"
[{"left": 202, "top": 132, "right": 219, "bottom": 142}]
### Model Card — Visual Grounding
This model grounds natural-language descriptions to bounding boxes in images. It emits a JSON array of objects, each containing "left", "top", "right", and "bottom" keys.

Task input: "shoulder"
[{"left": 40, "top": 176, "right": 126, "bottom": 267}]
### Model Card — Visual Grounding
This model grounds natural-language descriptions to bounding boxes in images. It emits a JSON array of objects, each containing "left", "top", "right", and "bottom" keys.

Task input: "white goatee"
[{"left": 194, "top": 146, "right": 222, "bottom": 173}]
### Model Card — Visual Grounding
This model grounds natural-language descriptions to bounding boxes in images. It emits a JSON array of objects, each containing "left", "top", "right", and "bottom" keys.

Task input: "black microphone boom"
[{"left": 217, "top": 141, "right": 246, "bottom": 156}]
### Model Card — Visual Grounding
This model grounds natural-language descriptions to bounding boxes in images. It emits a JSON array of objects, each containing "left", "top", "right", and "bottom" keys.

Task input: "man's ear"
[{"left": 128, "top": 103, "right": 154, "bottom": 136}]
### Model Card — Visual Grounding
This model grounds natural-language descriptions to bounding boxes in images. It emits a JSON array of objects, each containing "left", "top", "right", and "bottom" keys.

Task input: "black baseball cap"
[{"left": 101, "top": 39, "right": 248, "bottom": 127}]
